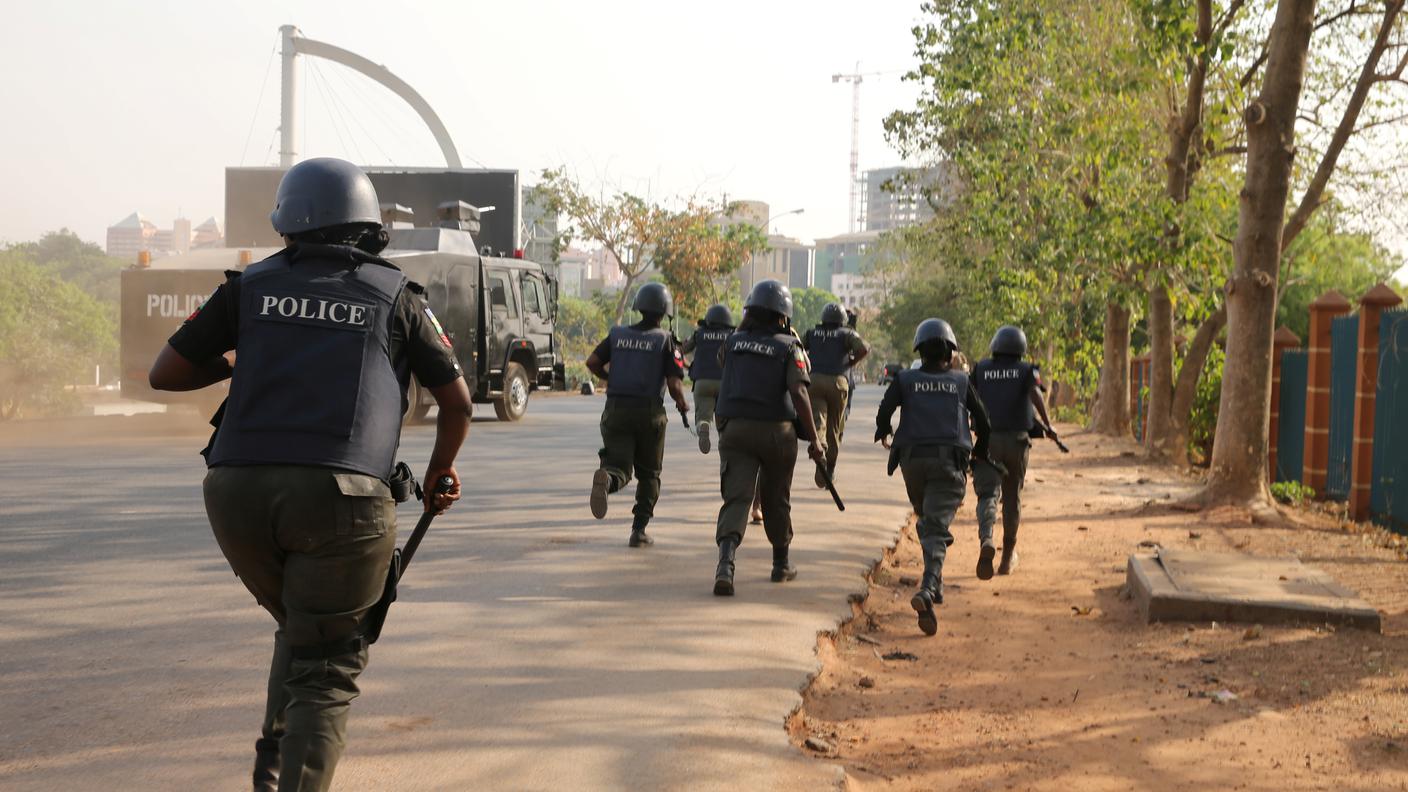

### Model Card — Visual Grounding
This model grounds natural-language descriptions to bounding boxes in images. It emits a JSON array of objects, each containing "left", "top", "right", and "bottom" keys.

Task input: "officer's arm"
[
  {"left": 874, "top": 378, "right": 902, "bottom": 442},
  {"left": 789, "top": 381, "right": 823, "bottom": 461},
  {"left": 1030, "top": 379, "right": 1056, "bottom": 436},
  {"left": 149, "top": 344, "right": 232, "bottom": 391},
  {"left": 967, "top": 383, "right": 993, "bottom": 459},
  {"left": 847, "top": 333, "right": 870, "bottom": 368}
]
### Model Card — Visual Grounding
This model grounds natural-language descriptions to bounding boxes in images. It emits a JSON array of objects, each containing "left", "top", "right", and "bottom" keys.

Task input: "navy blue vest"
[
  {"left": 893, "top": 368, "right": 973, "bottom": 450},
  {"left": 606, "top": 324, "right": 669, "bottom": 402},
  {"left": 806, "top": 326, "right": 851, "bottom": 376},
  {"left": 972, "top": 357, "right": 1034, "bottom": 432},
  {"left": 715, "top": 331, "right": 798, "bottom": 422},
  {"left": 208, "top": 246, "right": 408, "bottom": 479},
  {"left": 688, "top": 327, "right": 731, "bottom": 381}
]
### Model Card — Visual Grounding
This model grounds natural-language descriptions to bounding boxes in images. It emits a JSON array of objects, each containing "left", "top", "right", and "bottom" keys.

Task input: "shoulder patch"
[
  {"left": 793, "top": 345, "right": 810, "bottom": 371},
  {"left": 424, "top": 306, "right": 452, "bottom": 348}
]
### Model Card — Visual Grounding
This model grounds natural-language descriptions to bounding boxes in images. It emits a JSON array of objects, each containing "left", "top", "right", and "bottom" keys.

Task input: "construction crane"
[{"left": 832, "top": 64, "right": 897, "bottom": 233}]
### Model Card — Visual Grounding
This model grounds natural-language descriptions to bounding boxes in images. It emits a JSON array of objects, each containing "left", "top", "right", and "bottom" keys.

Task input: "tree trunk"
[
  {"left": 1169, "top": 303, "right": 1228, "bottom": 461},
  {"left": 1204, "top": 0, "right": 1316, "bottom": 508},
  {"left": 1145, "top": 283, "right": 1176, "bottom": 457},
  {"left": 1088, "top": 302, "right": 1132, "bottom": 437}
]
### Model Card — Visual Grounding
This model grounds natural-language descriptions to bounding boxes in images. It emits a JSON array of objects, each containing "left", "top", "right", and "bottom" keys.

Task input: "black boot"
[
  {"left": 976, "top": 540, "right": 996, "bottom": 581},
  {"left": 770, "top": 545, "right": 798, "bottom": 582},
  {"left": 628, "top": 517, "right": 653, "bottom": 547},
  {"left": 714, "top": 537, "right": 738, "bottom": 596},
  {"left": 911, "top": 538, "right": 944, "bottom": 637},
  {"left": 253, "top": 737, "right": 279, "bottom": 792},
  {"left": 998, "top": 531, "right": 1018, "bottom": 575}
]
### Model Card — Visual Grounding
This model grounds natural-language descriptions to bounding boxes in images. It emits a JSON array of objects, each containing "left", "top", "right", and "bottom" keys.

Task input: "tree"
[
  {"left": 790, "top": 287, "right": 843, "bottom": 334},
  {"left": 0, "top": 250, "right": 117, "bottom": 419},
  {"left": 652, "top": 205, "right": 767, "bottom": 323}
]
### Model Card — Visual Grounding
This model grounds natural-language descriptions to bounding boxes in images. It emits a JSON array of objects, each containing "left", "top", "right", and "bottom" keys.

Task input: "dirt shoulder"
[{"left": 791, "top": 426, "right": 1408, "bottom": 791}]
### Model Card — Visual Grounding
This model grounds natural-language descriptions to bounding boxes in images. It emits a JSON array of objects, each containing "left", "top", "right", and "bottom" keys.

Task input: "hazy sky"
[{"left": 0, "top": 0, "right": 928, "bottom": 248}]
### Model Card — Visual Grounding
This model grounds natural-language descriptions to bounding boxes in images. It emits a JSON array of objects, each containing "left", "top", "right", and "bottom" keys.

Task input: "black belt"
[
  {"left": 906, "top": 444, "right": 964, "bottom": 458},
  {"left": 606, "top": 395, "right": 664, "bottom": 409}
]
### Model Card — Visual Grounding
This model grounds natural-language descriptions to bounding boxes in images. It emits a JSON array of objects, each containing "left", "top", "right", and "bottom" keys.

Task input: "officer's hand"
[
  {"left": 807, "top": 441, "right": 825, "bottom": 463},
  {"left": 1045, "top": 425, "right": 1060, "bottom": 440},
  {"left": 881, "top": 435, "right": 892, "bottom": 450},
  {"left": 423, "top": 466, "right": 461, "bottom": 514}
]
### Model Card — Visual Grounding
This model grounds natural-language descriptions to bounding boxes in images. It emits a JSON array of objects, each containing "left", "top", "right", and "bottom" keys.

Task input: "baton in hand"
[
  {"left": 363, "top": 474, "right": 455, "bottom": 645},
  {"left": 814, "top": 460, "right": 846, "bottom": 512}
]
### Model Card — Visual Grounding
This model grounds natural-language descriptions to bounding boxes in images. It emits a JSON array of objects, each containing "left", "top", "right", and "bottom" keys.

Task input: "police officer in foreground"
[
  {"left": 712, "top": 280, "right": 824, "bottom": 596},
  {"left": 680, "top": 303, "right": 735, "bottom": 454},
  {"left": 804, "top": 303, "right": 869, "bottom": 488},
  {"left": 148, "top": 157, "right": 473, "bottom": 791},
  {"left": 585, "top": 283, "right": 689, "bottom": 546},
  {"left": 875, "top": 319, "right": 991, "bottom": 637},
  {"left": 971, "top": 325, "right": 1058, "bottom": 576}
]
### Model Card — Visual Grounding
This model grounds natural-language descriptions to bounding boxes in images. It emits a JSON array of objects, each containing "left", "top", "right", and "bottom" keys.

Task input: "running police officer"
[
  {"left": 585, "top": 283, "right": 689, "bottom": 547},
  {"left": 803, "top": 303, "right": 869, "bottom": 488},
  {"left": 875, "top": 319, "right": 991, "bottom": 637},
  {"left": 680, "top": 303, "right": 734, "bottom": 454},
  {"left": 148, "top": 157, "right": 473, "bottom": 791},
  {"left": 970, "top": 325, "right": 1057, "bottom": 576},
  {"left": 712, "top": 280, "right": 824, "bottom": 596}
]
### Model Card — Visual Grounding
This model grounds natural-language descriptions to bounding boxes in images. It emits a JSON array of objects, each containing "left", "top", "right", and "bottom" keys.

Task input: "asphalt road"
[{"left": 0, "top": 388, "right": 908, "bottom": 791}]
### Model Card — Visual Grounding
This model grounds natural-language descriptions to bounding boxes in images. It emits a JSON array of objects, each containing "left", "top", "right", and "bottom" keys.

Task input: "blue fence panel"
[
  {"left": 1277, "top": 349, "right": 1308, "bottom": 483},
  {"left": 1325, "top": 313, "right": 1359, "bottom": 500},
  {"left": 1371, "top": 308, "right": 1408, "bottom": 534}
]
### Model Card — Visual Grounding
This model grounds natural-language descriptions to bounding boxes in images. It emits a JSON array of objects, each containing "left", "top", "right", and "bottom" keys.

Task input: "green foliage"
[
  {"left": 790, "top": 287, "right": 841, "bottom": 334},
  {"left": 0, "top": 249, "right": 117, "bottom": 419},
  {"left": 1270, "top": 480, "right": 1316, "bottom": 506},
  {"left": 1278, "top": 215, "right": 1403, "bottom": 342},
  {"left": 1186, "top": 343, "right": 1225, "bottom": 465},
  {"left": 555, "top": 295, "right": 611, "bottom": 386},
  {"left": 9, "top": 229, "right": 125, "bottom": 306}
]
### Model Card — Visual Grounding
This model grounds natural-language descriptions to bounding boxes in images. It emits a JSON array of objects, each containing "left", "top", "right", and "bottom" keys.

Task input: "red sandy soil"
[{"left": 792, "top": 426, "right": 1408, "bottom": 791}]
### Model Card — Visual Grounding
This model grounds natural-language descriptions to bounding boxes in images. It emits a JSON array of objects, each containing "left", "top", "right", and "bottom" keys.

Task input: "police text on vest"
[{"left": 259, "top": 295, "right": 369, "bottom": 327}]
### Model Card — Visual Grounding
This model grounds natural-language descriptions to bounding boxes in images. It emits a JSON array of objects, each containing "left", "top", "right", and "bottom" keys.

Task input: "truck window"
[
  {"left": 489, "top": 272, "right": 518, "bottom": 318},
  {"left": 521, "top": 274, "right": 545, "bottom": 316}
]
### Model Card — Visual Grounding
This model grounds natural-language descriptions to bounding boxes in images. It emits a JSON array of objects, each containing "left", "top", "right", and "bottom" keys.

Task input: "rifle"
[
  {"left": 1043, "top": 425, "right": 1071, "bottom": 454},
  {"left": 814, "top": 460, "right": 846, "bottom": 511},
  {"left": 362, "top": 473, "right": 456, "bottom": 645}
]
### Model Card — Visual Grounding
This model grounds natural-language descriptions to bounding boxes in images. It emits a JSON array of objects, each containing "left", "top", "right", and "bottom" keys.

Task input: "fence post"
[
  {"left": 1269, "top": 326, "right": 1301, "bottom": 483},
  {"left": 1350, "top": 283, "right": 1403, "bottom": 521},
  {"left": 1304, "top": 290, "right": 1352, "bottom": 494}
]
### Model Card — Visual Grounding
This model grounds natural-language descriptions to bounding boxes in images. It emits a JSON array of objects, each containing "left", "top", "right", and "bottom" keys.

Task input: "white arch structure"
[{"left": 278, "top": 24, "right": 462, "bottom": 169}]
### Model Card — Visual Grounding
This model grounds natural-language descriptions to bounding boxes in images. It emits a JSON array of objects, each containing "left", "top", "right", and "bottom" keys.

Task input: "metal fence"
[
  {"left": 1371, "top": 308, "right": 1408, "bottom": 534},
  {"left": 1277, "top": 349, "right": 1308, "bottom": 483},
  {"left": 1325, "top": 314, "right": 1359, "bottom": 500}
]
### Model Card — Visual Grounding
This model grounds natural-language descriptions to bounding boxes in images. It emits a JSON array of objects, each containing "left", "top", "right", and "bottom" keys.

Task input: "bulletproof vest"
[
  {"left": 207, "top": 246, "right": 408, "bottom": 479},
  {"left": 688, "top": 326, "right": 731, "bottom": 381},
  {"left": 892, "top": 368, "right": 973, "bottom": 450},
  {"left": 806, "top": 325, "right": 851, "bottom": 376},
  {"left": 972, "top": 357, "right": 1035, "bottom": 432},
  {"left": 606, "top": 324, "right": 670, "bottom": 401},
  {"left": 715, "top": 331, "right": 798, "bottom": 422}
]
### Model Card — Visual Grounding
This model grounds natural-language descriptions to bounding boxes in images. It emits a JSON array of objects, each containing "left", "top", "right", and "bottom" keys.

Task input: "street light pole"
[{"left": 749, "top": 207, "right": 805, "bottom": 297}]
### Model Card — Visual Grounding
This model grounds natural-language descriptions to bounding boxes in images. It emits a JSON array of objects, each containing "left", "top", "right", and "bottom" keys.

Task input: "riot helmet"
[
  {"left": 703, "top": 303, "right": 735, "bottom": 328},
  {"left": 990, "top": 325, "right": 1028, "bottom": 357},
  {"left": 632, "top": 282, "right": 673, "bottom": 318},
  {"left": 270, "top": 157, "right": 382, "bottom": 235},
  {"left": 913, "top": 318, "right": 959, "bottom": 352},
  {"left": 820, "top": 302, "right": 846, "bottom": 326},
  {"left": 744, "top": 279, "right": 793, "bottom": 318}
]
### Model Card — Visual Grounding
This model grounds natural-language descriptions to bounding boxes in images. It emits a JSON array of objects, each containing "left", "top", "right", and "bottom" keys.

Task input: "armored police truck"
[{"left": 120, "top": 209, "right": 564, "bottom": 422}]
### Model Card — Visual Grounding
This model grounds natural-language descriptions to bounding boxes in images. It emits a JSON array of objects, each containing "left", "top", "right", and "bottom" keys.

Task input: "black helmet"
[
  {"left": 703, "top": 303, "right": 735, "bottom": 328},
  {"left": 745, "top": 279, "right": 793, "bottom": 318},
  {"left": 270, "top": 157, "right": 382, "bottom": 235},
  {"left": 820, "top": 303, "right": 846, "bottom": 326},
  {"left": 913, "top": 318, "right": 959, "bottom": 352},
  {"left": 632, "top": 282, "right": 673, "bottom": 316},
  {"left": 990, "top": 325, "right": 1028, "bottom": 357}
]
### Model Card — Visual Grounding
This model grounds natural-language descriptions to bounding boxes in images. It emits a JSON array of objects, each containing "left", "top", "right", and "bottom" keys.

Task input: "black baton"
[
  {"left": 815, "top": 461, "right": 846, "bottom": 511},
  {"left": 363, "top": 475, "right": 454, "bottom": 644}
]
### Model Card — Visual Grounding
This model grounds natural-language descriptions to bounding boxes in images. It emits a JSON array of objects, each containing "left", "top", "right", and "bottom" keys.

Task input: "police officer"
[
  {"left": 971, "top": 325, "right": 1058, "bottom": 576},
  {"left": 844, "top": 307, "right": 861, "bottom": 421},
  {"left": 680, "top": 303, "right": 734, "bottom": 454},
  {"left": 804, "top": 303, "right": 869, "bottom": 488},
  {"left": 712, "top": 280, "right": 824, "bottom": 596},
  {"left": 875, "top": 319, "right": 991, "bottom": 637},
  {"left": 585, "top": 282, "right": 689, "bottom": 547},
  {"left": 148, "top": 157, "right": 473, "bottom": 791}
]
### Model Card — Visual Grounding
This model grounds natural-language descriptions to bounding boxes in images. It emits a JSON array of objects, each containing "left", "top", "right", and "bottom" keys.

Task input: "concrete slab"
[{"left": 1126, "top": 548, "right": 1381, "bottom": 631}]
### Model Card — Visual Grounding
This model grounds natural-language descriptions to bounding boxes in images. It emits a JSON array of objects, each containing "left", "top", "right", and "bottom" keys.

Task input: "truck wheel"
[
  {"left": 494, "top": 363, "right": 530, "bottom": 421},
  {"left": 403, "top": 378, "right": 431, "bottom": 425}
]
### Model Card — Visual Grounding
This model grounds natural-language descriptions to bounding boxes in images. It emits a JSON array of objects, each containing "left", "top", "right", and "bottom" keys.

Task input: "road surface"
[{"left": 0, "top": 388, "right": 907, "bottom": 791}]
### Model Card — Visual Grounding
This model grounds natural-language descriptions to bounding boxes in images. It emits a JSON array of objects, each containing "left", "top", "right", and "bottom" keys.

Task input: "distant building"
[
  {"left": 860, "top": 165, "right": 951, "bottom": 232},
  {"left": 557, "top": 247, "right": 590, "bottom": 299},
  {"left": 813, "top": 229, "right": 884, "bottom": 294},
  {"left": 831, "top": 272, "right": 884, "bottom": 309},
  {"left": 743, "top": 234, "right": 812, "bottom": 295},
  {"left": 107, "top": 212, "right": 219, "bottom": 262},
  {"left": 521, "top": 186, "right": 560, "bottom": 265}
]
